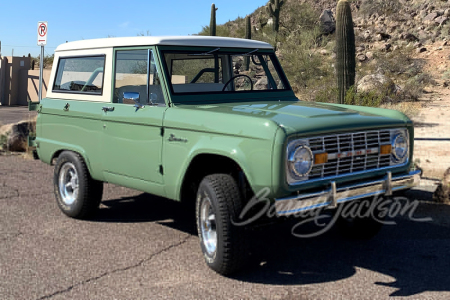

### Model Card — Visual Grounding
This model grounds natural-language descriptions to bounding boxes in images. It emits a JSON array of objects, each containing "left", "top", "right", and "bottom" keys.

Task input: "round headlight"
[
  {"left": 288, "top": 145, "right": 313, "bottom": 177},
  {"left": 392, "top": 132, "right": 408, "bottom": 162}
]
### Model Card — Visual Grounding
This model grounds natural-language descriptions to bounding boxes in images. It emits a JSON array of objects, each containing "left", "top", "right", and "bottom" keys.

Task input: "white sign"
[{"left": 37, "top": 21, "right": 48, "bottom": 46}]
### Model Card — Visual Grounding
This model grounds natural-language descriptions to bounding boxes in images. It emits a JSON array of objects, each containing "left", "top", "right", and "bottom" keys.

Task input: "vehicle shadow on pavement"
[
  {"left": 93, "top": 193, "right": 198, "bottom": 235},
  {"left": 233, "top": 206, "right": 450, "bottom": 297},
  {"left": 91, "top": 191, "right": 450, "bottom": 297}
]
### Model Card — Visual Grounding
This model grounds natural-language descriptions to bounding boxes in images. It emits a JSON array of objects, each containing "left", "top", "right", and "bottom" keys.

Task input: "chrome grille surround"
[{"left": 286, "top": 128, "right": 409, "bottom": 185}]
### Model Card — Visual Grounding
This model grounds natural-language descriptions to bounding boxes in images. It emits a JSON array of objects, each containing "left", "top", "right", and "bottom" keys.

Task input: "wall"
[{"left": 21, "top": 69, "right": 51, "bottom": 104}]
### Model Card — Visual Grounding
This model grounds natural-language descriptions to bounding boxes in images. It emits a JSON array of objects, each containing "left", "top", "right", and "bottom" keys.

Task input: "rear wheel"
[
  {"left": 54, "top": 151, "right": 103, "bottom": 219},
  {"left": 196, "top": 174, "right": 248, "bottom": 275}
]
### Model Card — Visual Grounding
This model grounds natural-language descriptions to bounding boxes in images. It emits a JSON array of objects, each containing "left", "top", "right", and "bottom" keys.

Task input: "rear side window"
[{"left": 53, "top": 56, "right": 105, "bottom": 94}]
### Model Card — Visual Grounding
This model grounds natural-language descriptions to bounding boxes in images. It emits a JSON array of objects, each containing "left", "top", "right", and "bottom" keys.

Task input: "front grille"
[{"left": 307, "top": 130, "right": 392, "bottom": 179}]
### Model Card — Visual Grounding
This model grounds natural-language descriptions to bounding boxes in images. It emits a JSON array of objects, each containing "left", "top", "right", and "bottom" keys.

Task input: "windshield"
[{"left": 162, "top": 49, "right": 289, "bottom": 95}]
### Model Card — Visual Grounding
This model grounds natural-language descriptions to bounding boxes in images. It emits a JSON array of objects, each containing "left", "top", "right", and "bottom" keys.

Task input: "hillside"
[{"left": 199, "top": 0, "right": 450, "bottom": 116}]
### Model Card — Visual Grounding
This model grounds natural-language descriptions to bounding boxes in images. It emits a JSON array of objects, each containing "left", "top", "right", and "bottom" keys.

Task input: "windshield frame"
[{"left": 157, "top": 46, "right": 295, "bottom": 105}]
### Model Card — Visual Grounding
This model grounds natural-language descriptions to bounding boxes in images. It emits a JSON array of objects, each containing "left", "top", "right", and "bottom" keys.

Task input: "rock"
[
  {"left": 356, "top": 53, "right": 367, "bottom": 62},
  {"left": 445, "top": 8, "right": 450, "bottom": 17},
  {"left": 376, "top": 32, "right": 391, "bottom": 40},
  {"left": 357, "top": 74, "right": 395, "bottom": 94},
  {"left": 319, "top": 49, "right": 329, "bottom": 56},
  {"left": 363, "top": 30, "right": 371, "bottom": 40},
  {"left": 435, "top": 16, "right": 449, "bottom": 25},
  {"left": 320, "top": 9, "right": 336, "bottom": 34},
  {"left": 433, "top": 168, "right": 450, "bottom": 204},
  {"left": 416, "top": 47, "right": 427, "bottom": 53},
  {"left": 0, "top": 120, "right": 36, "bottom": 152},
  {"left": 402, "top": 33, "right": 419, "bottom": 42},
  {"left": 254, "top": 77, "right": 268, "bottom": 90},
  {"left": 356, "top": 45, "right": 365, "bottom": 52},
  {"left": 383, "top": 43, "right": 392, "bottom": 52},
  {"left": 366, "top": 51, "right": 374, "bottom": 59},
  {"left": 423, "top": 12, "right": 438, "bottom": 22},
  {"left": 375, "top": 34, "right": 383, "bottom": 41}
]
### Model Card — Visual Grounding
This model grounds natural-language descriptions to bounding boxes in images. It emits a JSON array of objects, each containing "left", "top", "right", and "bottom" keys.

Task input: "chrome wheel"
[
  {"left": 58, "top": 162, "right": 79, "bottom": 205},
  {"left": 200, "top": 194, "right": 217, "bottom": 256}
]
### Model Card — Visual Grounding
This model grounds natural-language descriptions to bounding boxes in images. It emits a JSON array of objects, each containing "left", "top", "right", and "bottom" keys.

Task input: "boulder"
[
  {"left": 433, "top": 168, "right": 450, "bottom": 204},
  {"left": 0, "top": 120, "right": 35, "bottom": 152},
  {"left": 401, "top": 33, "right": 419, "bottom": 42},
  {"left": 423, "top": 12, "right": 438, "bottom": 22},
  {"left": 254, "top": 77, "right": 268, "bottom": 90},
  {"left": 319, "top": 9, "right": 336, "bottom": 34},
  {"left": 356, "top": 53, "right": 367, "bottom": 62},
  {"left": 357, "top": 74, "right": 395, "bottom": 94},
  {"left": 356, "top": 45, "right": 366, "bottom": 52},
  {"left": 416, "top": 47, "right": 427, "bottom": 53},
  {"left": 435, "top": 16, "right": 449, "bottom": 25}
]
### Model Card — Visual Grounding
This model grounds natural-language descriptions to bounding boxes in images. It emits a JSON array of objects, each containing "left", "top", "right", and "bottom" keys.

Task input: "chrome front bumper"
[{"left": 275, "top": 170, "right": 421, "bottom": 216}]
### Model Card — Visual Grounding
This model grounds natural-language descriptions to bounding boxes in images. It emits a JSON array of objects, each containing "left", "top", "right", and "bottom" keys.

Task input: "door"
[{"left": 102, "top": 48, "right": 166, "bottom": 185}]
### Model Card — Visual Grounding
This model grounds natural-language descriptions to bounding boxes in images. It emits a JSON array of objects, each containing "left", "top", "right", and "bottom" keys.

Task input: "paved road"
[
  {"left": 1, "top": 155, "right": 450, "bottom": 300},
  {"left": 0, "top": 106, "right": 37, "bottom": 125}
]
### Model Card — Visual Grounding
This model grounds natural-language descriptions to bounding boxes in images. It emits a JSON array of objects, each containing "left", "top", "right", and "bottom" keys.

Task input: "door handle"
[{"left": 102, "top": 106, "right": 115, "bottom": 112}]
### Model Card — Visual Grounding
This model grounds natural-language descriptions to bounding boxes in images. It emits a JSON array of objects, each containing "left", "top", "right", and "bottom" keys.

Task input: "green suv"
[{"left": 30, "top": 36, "right": 420, "bottom": 275}]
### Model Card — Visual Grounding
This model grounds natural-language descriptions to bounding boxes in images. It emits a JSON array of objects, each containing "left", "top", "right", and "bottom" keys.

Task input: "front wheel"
[
  {"left": 54, "top": 151, "right": 103, "bottom": 219},
  {"left": 196, "top": 174, "right": 248, "bottom": 275}
]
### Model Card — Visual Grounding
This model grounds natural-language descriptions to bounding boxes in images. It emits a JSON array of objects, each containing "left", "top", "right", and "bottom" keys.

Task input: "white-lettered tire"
[
  {"left": 196, "top": 174, "right": 248, "bottom": 275},
  {"left": 54, "top": 151, "right": 103, "bottom": 219}
]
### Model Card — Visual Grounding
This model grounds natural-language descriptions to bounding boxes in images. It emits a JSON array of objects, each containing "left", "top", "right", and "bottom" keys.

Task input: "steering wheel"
[{"left": 222, "top": 74, "right": 253, "bottom": 91}]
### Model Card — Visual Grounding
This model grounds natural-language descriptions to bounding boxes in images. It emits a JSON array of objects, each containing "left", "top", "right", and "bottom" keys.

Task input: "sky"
[{"left": 0, "top": 0, "right": 267, "bottom": 58}]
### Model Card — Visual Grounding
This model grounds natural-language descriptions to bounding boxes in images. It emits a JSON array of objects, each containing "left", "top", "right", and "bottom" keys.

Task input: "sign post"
[{"left": 37, "top": 21, "right": 47, "bottom": 102}]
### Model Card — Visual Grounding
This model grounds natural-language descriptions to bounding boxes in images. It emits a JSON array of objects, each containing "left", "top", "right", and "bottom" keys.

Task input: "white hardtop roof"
[{"left": 55, "top": 36, "right": 274, "bottom": 52}]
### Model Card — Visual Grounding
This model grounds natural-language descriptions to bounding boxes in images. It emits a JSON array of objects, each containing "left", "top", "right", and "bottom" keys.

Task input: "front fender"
[{"left": 162, "top": 130, "right": 277, "bottom": 201}]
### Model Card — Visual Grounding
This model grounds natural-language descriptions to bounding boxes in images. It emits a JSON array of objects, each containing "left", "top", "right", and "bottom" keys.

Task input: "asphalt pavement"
[
  {"left": 0, "top": 154, "right": 450, "bottom": 299},
  {"left": 0, "top": 106, "right": 37, "bottom": 125}
]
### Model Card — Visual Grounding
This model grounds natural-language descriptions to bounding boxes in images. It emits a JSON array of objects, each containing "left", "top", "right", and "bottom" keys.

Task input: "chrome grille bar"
[{"left": 308, "top": 130, "right": 392, "bottom": 179}]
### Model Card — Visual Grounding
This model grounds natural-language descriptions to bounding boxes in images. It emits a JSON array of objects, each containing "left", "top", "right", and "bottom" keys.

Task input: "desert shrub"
[
  {"left": 360, "top": 0, "right": 401, "bottom": 18},
  {"left": 344, "top": 86, "right": 385, "bottom": 107},
  {"left": 198, "top": 25, "right": 232, "bottom": 37},
  {"left": 278, "top": 1, "right": 321, "bottom": 37},
  {"left": 278, "top": 29, "right": 331, "bottom": 94},
  {"left": 0, "top": 133, "right": 9, "bottom": 150}
]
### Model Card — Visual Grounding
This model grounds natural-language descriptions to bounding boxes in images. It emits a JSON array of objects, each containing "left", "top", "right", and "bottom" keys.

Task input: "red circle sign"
[{"left": 38, "top": 23, "right": 47, "bottom": 37}]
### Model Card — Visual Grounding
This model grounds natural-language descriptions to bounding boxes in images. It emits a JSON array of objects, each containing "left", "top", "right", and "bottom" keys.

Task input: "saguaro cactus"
[
  {"left": 336, "top": 0, "right": 356, "bottom": 104},
  {"left": 244, "top": 15, "right": 251, "bottom": 71},
  {"left": 210, "top": 3, "right": 218, "bottom": 36},
  {"left": 266, "top": 0, "right": 283, "bottom": 33}
]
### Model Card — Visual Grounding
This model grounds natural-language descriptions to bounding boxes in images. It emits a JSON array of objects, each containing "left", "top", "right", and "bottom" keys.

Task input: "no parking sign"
[{"left": 37, "top": 21, "right": 47, "bottom": 46}]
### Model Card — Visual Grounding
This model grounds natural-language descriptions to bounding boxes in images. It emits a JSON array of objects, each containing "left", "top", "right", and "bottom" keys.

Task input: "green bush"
[
  {"left": 344, "top": 86, "right": 385, "bottom": 107},
  {"left": 360, "top": 0, "right": 401, "bottom": 17}
]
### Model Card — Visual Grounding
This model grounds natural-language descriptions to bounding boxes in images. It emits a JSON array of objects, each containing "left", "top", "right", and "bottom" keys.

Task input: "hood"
[{"left": 182, "top": 100, "right": 410, "bottom": 136}]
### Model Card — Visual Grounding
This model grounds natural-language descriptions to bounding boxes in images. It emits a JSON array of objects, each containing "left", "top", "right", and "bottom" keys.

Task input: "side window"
[
  {"left": 114, "top": 49, "right": 165, "bottom": 105},
  {"left": 53, "top": 56, "right": 105, "bottom": 94}
]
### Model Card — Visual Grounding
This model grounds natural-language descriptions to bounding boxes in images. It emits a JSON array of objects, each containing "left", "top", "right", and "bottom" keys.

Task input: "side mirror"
[
  {"left": 123, "top": 92, "right": 140, "bottom": 104},
  {"left": 123, "top": 92, "right": 144, "bottom": 111}
]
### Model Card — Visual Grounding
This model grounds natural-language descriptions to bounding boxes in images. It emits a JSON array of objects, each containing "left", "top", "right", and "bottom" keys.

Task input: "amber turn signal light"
[
  {"left": 380, "top": 144, "right": 392, "bottom": 155},
  {"left": 314, "top": 153, "right": 328, "bottom": 164}
]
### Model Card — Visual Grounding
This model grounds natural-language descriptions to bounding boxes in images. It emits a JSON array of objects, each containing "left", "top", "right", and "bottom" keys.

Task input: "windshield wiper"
[{"left": 189, "top": 48, "right": 221, "bottom": 56}]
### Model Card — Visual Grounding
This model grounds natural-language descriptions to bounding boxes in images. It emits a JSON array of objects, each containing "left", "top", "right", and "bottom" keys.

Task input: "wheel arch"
[{"left": 179, "top": 153, "right": 254, "bottom": 206}]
